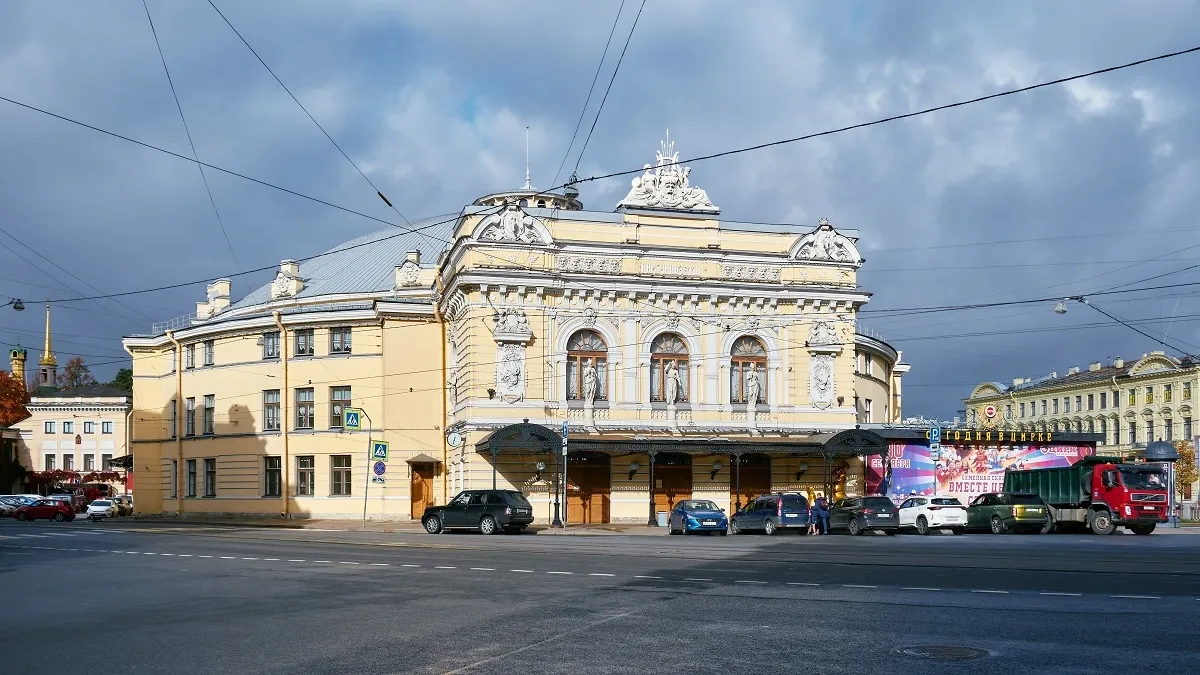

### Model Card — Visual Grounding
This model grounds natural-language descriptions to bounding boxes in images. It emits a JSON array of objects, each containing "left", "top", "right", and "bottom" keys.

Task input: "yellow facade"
[{"left": 123, "top": 142, "right": 909, "bottom": 521}]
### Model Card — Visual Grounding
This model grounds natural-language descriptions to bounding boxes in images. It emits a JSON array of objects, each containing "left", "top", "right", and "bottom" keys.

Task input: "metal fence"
[{"left": 1179, "top": 501, "right": 1200, "bottom": 522}]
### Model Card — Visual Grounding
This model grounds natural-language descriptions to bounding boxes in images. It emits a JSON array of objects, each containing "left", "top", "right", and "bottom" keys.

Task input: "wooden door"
[
  {"left": 732, "top": 455, "right": 771, "bottom": 512},
  {"left": 410, "top": 465, "right": 435, "bottom": 519},
  {"left": 653, "top": 464, "right": 693, "bottom": 513},
  {"left": 566, "top": 454, "right": 611, "bottom": 523}
]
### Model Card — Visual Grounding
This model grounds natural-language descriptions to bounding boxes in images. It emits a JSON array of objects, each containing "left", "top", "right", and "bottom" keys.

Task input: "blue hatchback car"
[{"left": 667, "top": 499, "right": 729, "bottom": 535}]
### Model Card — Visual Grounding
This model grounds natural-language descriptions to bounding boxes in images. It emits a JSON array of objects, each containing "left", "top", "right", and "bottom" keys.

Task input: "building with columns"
[{"left": 123, "top": 138, "right": 909, "bottom": 522}]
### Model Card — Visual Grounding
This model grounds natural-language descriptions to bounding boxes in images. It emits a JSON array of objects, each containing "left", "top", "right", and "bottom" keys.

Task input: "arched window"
[
  {"left": 566, "top": 330, "right": 607, "bottom": 401},
  {"left": 650, "top": 333, "right": 689, "bottom": 403},
  {"left": 730, "top": 336, "right": 767, "bottom": 404}
]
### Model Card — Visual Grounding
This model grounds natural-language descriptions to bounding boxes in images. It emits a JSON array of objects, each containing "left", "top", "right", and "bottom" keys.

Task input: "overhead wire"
[{"left": 572, "top": 0, "right": 647, "bottom": 172}]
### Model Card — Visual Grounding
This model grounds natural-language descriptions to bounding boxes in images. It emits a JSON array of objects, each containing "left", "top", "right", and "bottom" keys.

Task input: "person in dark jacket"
[{"left": 811, "top": 496, "right": 830, "bottom": 535}]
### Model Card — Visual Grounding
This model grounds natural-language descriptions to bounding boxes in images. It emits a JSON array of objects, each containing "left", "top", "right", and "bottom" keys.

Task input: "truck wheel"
[
  {"left": 1129, "top": 523, "right": 1156, "bottom": 535},
  {"left": 989, "top": 516, "right": 1007, "bottom": 535},
  {"left": 1040, "top": 513, "right": 1056, "bottom": 535},
  {"left": 1090, "top": 510, "right": 1116, "bottom": 536}
]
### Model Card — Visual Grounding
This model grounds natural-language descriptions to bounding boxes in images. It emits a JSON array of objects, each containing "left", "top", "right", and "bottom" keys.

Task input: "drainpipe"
[
  {"left": 124, "top": 408, "right": 133, "bottom": 497},
  {"left": 434, "top": 278, "right": 448, "bottom": 503},
  {"left": 274, "top": 311, "right": 291, "bottom": 518},
  {"left": 168, "top": 331, "right": 184, "bottom": 516}
]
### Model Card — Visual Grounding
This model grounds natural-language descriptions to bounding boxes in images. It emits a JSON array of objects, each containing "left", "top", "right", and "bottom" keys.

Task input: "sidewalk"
[{"left": 130, "top": 517, "right": 671, "bottom": 536}]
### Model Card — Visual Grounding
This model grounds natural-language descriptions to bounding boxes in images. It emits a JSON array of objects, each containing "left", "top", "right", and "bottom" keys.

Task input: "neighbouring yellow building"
[{"left": 123, "top": 138, "right": 909, "bottom": 523}]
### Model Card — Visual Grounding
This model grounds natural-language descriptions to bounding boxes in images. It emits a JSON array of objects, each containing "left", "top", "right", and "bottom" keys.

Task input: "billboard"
[{"left": 867, "top": 442, "right": 1095, "bottom": 505}]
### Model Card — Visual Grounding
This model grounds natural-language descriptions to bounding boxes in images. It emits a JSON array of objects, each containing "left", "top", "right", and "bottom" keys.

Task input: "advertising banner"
[{"left": 867, "top": 442, "right": 1094, "bottom": 504}]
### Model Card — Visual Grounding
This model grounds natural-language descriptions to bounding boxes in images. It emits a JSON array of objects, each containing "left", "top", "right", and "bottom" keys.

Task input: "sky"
[{"left": 1, "top": 0, "right": 1199, "bottom": 417}]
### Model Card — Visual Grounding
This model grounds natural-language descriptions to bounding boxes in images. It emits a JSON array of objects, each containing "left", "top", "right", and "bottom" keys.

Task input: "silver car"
[{"left": 86, "top": 499, "right": 116, "bottom": 520}]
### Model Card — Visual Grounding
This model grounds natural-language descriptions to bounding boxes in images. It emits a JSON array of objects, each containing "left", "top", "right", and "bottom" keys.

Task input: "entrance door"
[
  {"left": 653, "top": 453, "right": 693, "bottom": 513},
  {"left": 410, "top": 464, "right": 435, "bottom": 519},
  {"left": 732, "top": 454, "right": 771, "bottom": 512},
  {"left": 566, "top": 453, "right": 611, "bottom": 523}
]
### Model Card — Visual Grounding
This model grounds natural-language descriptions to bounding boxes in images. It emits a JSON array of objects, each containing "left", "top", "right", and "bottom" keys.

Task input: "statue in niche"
[
  {"left": 745, "top": 368, "right": 761, "bottom": 406},
  {"left": 664, "top": 361, "right": 681, "bottom": 405},
  {"left": 582, "top": 363, "right": 598, "bottom": 405}
]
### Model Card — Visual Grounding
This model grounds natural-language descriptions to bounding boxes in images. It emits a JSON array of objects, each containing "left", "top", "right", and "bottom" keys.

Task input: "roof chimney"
[
  {"left": 1089, "top": 362, "right": 1102, "bottom": 372},
  {"left": 1114, "top": 357, "right": 1124, "bottom": 368},
  {"left": 1012, "top": 378, "right": 1024, "bottom": 387},
  {"left": 1068, "top": 367, "right": 1080, "bottom": 375},
  {"left": 1049, "top": 372, "right": 1057, "bottom": 379}
]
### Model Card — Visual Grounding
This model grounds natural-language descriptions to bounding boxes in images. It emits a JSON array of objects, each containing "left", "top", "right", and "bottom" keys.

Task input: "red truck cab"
[{"left": 1089, "top": 462, "right": 1168, "bottom": 535}]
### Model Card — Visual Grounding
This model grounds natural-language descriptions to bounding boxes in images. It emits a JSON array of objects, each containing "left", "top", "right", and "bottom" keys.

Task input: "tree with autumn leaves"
[
  {"left": 1175, "top": 439, "right": 1199, "bottom": 502},
  {"left": 0, "top": 370, "right": 30, "bottom": 427}
]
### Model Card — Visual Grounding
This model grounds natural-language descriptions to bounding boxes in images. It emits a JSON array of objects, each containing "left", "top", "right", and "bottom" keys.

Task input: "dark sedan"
[
  {"left": 830, "top": 496, "right": 899, "bottom": 535},
  {"left": 667, "top": 499, "right": 728, "bottom": 535},
  {"left": 422, "top": 489, "right": 534, "bottom": 535},
  {"left": 14, "top": 499, "right": 76, "bottom": 522}
]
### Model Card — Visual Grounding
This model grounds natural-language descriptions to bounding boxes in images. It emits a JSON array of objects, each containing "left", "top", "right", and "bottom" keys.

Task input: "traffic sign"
[
  {"left": 562, "top": 421, "right": 569, "bottom": 439},
  {"left": 371, "top": 441, "right": 390, "bottom": 461},
  {"left": 344, "top": 408, "right": 362, "bottom": 430},
  {"left": 373, "top": 461, "right": 386, "bottom": 476},
  {"left": 929, "top": 427, "right": 941, "bottom": 462},
  {"left": 984, "top": 405, "right": 997, "bottom": 419},
  {"left": 371, "top": 475, "right": 385, "bottom": 485}
]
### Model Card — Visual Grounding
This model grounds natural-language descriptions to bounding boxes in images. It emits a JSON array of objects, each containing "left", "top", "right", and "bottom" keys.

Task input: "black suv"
[
  {"left": 830, "top": 496, "right": 899, "bottom": 535},
  {"left": 422, "top": 490, "right": 535, "bottom": 535}
]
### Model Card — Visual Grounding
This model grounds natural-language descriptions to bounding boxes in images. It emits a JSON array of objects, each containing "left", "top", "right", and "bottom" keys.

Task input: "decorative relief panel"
[
  {"left": 809, "top": 354, "right": 836, "bottom": 408},
  {"left": 494, "top": 343, "right": 526, "bottom": 402},
  {"left": 555, "top": 255, "right": 622, "bottom": 274},
  {"left": 792, "top": 218, "right": 862, "bottom": 265},
  {"left": 720, "top": 264, "right": 781, "bottom": 282},
  {"left": 642, "top": 262, "right": 702, "bottom": 278},
  {"left": 476, "top": 204, "right": 551, "bottom": 245}
]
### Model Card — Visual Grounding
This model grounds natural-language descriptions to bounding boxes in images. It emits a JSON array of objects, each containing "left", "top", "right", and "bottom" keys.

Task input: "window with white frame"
[
  {"left": 295, "top": 329, "right": 314, "bottom": 356},
  {"left": 331, "top": 455, "right": 351, "bottom": 496},
  {"left": 203, "top": 395, "right": 215, "bottom": 435},
  {"left": 83, "top": 421, "right": 95, "bottom": 434},
  {"left": 649, "top": 333, "right": 688, "bottom": 403},
  {"left": 63, "top": 454, "right": 74, "bottom": 470},
  {"left": 102, "top": 453, "right": 112, "bottom": 471},
  {"left": 297, "top": 456, "right": 315, "bottom": 496},
  {"left": 204, "top": 458, "right": 216, "bottom": 497},
  {"left": 264, "top": 457, "right": 282, "bottom": 497},
  {"left": 262, "top": 331, "right": 280, "bottom": 359},
  {"left": 44, "top": 421, "right": 55, "bottom": 434},
  {"left": 84, "top": 454, "right": 94, "bottom": 471},
  {"left": 295, "top": 388, "right": 314, "bottom": 429},
  {"left": 63, "top": 421, "right": 74, "bottom": 434},
  {"left": 102, "top": 421, "right": 113, "bottom": 434},
  {"left": 185, "top": 398, "right": 196, "bottom": 436},
  {"left": 330, "top": 387, "right": 351, "bottom": 427},
  {"left": 330, "top": 327, "right": 352, "bottom": 354},
  {"left": 263, "top": 390, "right": 280, "bottom": 431},
  {"left": 186, "top": 459, "right": 196, "bottom": 497},
  {"left": 566, "top": 330, "right": 607, "bottom": 401},
  {"left": 44, "top": 454, "right": 55, "bottom": 470},
  {"left": 185, "top": 344, "right": 195, "bottom": 369},
  {"left": 730, "top": 336, "right": 767, "bottom": 405},
  {"left": 203, "top": 340, "right": 214, "bottom": 366}
]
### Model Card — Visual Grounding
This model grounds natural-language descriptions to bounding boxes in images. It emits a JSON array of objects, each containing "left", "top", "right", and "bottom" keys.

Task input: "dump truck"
[{"left": 1003, "top": 456, "right": 1169, "bottom": 535}]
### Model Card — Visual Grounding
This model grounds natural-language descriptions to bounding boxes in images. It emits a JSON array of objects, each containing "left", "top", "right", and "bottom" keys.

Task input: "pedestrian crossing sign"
[
  {"left": 371, "top": 441, "right": 390, "bottom": 461},
  {"left": 344, "top": 408, "right": 362, "bottom": 429}
]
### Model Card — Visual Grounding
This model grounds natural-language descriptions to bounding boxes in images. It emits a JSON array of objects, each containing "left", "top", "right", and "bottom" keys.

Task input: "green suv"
[{"left": 966, "top": 492, "right": 1050, "bottom": 534}]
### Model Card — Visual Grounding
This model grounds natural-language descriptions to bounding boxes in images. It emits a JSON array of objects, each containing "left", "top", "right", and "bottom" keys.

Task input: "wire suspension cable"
[{"left": 573, "top": 0, "right": 647, "bottom": 172}]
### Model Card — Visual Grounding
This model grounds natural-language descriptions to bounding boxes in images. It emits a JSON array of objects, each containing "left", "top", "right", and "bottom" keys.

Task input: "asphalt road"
[{"left": 2, "top": 519, "right": 1199, "bottom": 674}]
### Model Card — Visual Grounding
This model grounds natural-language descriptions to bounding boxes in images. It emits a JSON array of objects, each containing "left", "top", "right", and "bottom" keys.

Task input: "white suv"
[{"left": 897, "top": 495, "right": 967, "bottom": 535}]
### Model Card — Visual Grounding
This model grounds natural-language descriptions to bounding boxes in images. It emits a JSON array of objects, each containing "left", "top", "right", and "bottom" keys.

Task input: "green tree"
[
  {"left": 109, "top": 367, "right": 133, "bottom": 391},
  {"left": 58, "top": 356, "right": 97, "bottom": 389},
  {"left": 1175, "top": 439, "right": 1198, "bottom": 501}
]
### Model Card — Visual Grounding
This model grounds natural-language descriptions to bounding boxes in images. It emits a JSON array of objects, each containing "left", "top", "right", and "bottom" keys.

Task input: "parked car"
[
  {"left": 48, "top": 494, "right": 84, "bottom": 512},
  {"left": 86, "top": 499, "right": 117, "bottom": 521},
  {"left": 731, "top": 493, "right": 811, "bottom": 535},
  {"left": 14, "top": 499, "right": 76, "bottom": 522},
  {"left": 897, "top": 495, "right": 967, "bottom": 535},
  {"left": 421, "top": 489, "right": 535, "bottom": 534},
  {"left": 966, "top": 492, "right": 1050, "bottom": 534},
  {"left": 0, "top": 498, "right": 17, "bottom": 516},
  {"left": 829, "top": 496, "right": 899, "bottom": 535},
  {"left": 667, "top": 499, "right": 728, "bottom": 535}
]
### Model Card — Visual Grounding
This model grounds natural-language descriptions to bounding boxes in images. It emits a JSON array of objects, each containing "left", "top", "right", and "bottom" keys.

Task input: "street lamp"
[{"left": 3, "top": 298, "right": 25, "bottom": 311}]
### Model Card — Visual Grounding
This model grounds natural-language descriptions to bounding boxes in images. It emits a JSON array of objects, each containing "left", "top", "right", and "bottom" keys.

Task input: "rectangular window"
[
  {"left": 203, "top": 395, "right": 215, "bottom": 435},
  {"left": 1165, "top": 419, "right": 1174, "bottom": 442},
  {"left": 295, "top": 329, "right": 314, "bottom": 356},
  {"left": 864, "top": 399, "right": 873, "bottom": 423},
  {"left": 44, "top": 421, "right": 55, "bottom": 434},
  {"left": 170, "top": 401, "right": 177, "bottom": 438},
  {"left": 1099, "top": 418, "right": 1107, "bottom": 443},
  {"left": 204, "top": 458, "right": 216, "bottom": 497},
  {"left": 331, "top": 455, "right": 352, "bottom": 496},
  {"left": 63, "top": 421, "right": 74, "bottom": 434},
  {"left": 262, "top": 331, "right": 280, "bottom": 359},
  {"left": 185, "top": 344, "right": 195, "bottom": 369},
  {"left": 263, "top": 390, "right": 280, "bottom": 431},
  {"left": 1063, "top": 398, "right": 1070, "bottom": 414},
  {"left": 63, "top": 454, "right": 74, "bottom": 471},
  {"left": 864, "top": 354, "right": 873, "bottom": 376},
  {"left": 1005, "top": 404, "right": 1012, "bottom": 420},
  {"left": 1019, "top": 402, "right": 1026, "bottom": 418},
  {"left": 102, "top": 421, "right": 113, "bottom": 434},
  {"left": 330, "top": 386, "right": 351, "bottom": 428},
  {"left": 1041, "top": 400, "right": 1047, "bottom": 416},
  {"left": 1129, "top": 424, "right": 1137, "bottom": 445},
  {"left": 1185, "top": 417, "right": 1193, "bottom": 440},
  {"left": 1087, "top": 394, "right": 1094, "bottom": 411},
  {"left": 330, "top": 327, "right": 352, "bottom": 354},
  {"left": 203, "top": 340, "right": 214, "bottom": 366},
  {"left": 1075, "top": 395, "right": 1082, "bottom": 411},
  {"left": 1164, "top": 384, "right": 1173, "bottom": 403},
  {"left": 1145, "top": 386, "right": 1154, "bottom": 404},
  {"left": 1100, "top": 392, "right": 1107, "bottom": 409},
  {"left": 102, "top": 454, "right": 112, "bottom": 471},
  {"left": 1145, "top": 420, "right": 1154, "bottom": 443},
  {"left": 84, "top": 454, "right": 94, "bottom": 471},
  {"left": 1185, "top": 382, "right": 1193, "bottom": 401},
  {"left": 83, "top": 421, "right": 95, "bottom": 434},
  {"left": 185, "top": 398, "right": 196, "bottom": 436},
  {"left": 297, "top": 456, "right": 315, "bottom": 496},
  {"left": 1113, "top": 419, "right": 1120, "bottom": 444},
  {"left": 1113, "top": 390, "right": 1120, "bottom": 408},
  {"left": 1052, "top": 399, "right": 1059, "bottom": 415},
  {"left": 1128, "top": 389, "right": 1136, "bottom": 406},
  {"left": 295, "top": 388, "right": 314, "bottom": 429},
  {"left": 44, "top": 454, "right": 55, "bottom": 470},
  {"left": 264, "top": 457, "right": 282, "bottom": 497},
  {"left": 170, "top": 347, "right": 177, "bottom": 373},
  {"left": 186, "top": 459, "right": 196, "bottom": 497},
  {"left": 169, "top": 459, "right": 177, "bottom": 498}
]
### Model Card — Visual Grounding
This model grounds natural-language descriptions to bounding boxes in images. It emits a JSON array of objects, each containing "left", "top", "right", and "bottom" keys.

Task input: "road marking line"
[
  {"left": 511, "top": 569, "right": 534, "bottom": 573},
  {"left": 177, "top": 554, "right": 192, "bottom": 557},
  {"left": 547, "top": 571, "right": 573, "bottom": 575},
  {"left": 369, "top": 563, "right": 390, "bottom": 567},
  {"left": 435, "top": 565, "right": 457, "bottom": 569},
  {"left": 21, "top": 534, "right": 49, "bottom": 538},
  {"left": 198, "top": 555, "right": 213, "bottom": 558},
  {"left": 634, "top": 575, "right": 662, "bottom": 580},
  {"left": 339, "top": 561, "right": 360, "bottom": 565},
  {"left": 127, "top": 552, "right": 140, "bottom": 555},
  {"left": 159, "top": 553, "right": 174, "bottom": 556},
  {"left": 401, "top": 564, "right": 420, "bottom": 568},
  {"left": 1040, "top": 592, "right": 1081, "bottom": 597},
  {"left": 902, "top": 587, "right": 941, "bottom": 591},
  {"left": 1111, "top": 594, "right": 1160, "bottom": 599},
  {"left": 787, "top": 582, "right": 820, "bottom": 587},
  {"left": 287, "top": 559, "right": 306, "bottom": 562},
  {"left": 589, "top": 573, "right": 615, "bottom": 577},
  {"left": 685, "top": 578, "right": 712, "bottom": 582},
  {"left": 972, "top": 590, "right": 1010, "bottom": 594},
  {"left": 313, "top": 560, "right": 333, "bottom": 563},
  {"left": 468, "top": 567, "right": 494, "bottom": 571},
  {"left": 843, "top": 584, "right": 876, "bottom": 589},
  {"left": 220, "top": 556, "right": 236, "bottom": 560},
  {"left": 735, "top": 580, "right": 766, "bottom": 584},
  {"left": 264, "top": 558, "right": 280, "bottom": 561}
]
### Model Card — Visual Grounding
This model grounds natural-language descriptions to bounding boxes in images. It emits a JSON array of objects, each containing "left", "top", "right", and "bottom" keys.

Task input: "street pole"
[
  {"left": 359, "top": 410, "right": 373, "bottom": 532},
  {"left": 551, "top": 449, "right": 563, "bottom": 528},
  {"left": 561, "top": 422, "right": 568, "bottom": 528}
]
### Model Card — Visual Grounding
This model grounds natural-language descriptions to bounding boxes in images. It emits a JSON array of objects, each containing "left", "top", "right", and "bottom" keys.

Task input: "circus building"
[{"left": 122, "top": 137, "right": 910, "bottom": 523}]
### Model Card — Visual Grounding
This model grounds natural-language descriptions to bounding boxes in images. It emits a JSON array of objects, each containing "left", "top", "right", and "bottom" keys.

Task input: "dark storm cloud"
[{"left": 1, "top": 0, "right": 1198, "bottom": 416}]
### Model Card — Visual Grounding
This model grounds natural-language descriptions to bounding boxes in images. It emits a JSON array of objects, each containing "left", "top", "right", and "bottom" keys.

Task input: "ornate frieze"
[
  {"left": 555, "top": 255, "right": 622, "bottom": 274},
  {"left": 720, "top": 264, "right": 781, "bottom": 282}
]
